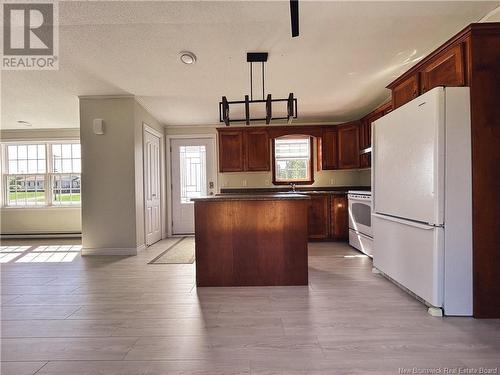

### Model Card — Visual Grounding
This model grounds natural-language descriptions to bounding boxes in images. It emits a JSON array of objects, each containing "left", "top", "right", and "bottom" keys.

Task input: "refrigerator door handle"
[{"left": 372, "top": 213, "right": 435, "bottom": 230}]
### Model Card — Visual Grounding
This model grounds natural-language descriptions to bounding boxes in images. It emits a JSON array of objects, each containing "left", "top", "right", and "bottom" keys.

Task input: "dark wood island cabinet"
[{"left": 193, "top": 194, "right": 310, "bottom": 287}]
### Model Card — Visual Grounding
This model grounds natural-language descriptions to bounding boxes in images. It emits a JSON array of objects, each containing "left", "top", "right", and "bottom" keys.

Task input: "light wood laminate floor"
[{"left": 1, "top": 239, "right": 499, "bottom": 375}]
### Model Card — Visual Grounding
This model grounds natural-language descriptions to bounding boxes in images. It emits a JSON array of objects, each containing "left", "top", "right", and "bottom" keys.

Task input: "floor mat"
[{"left": 148, "top": 237, "right": 195, "bottom": 264}]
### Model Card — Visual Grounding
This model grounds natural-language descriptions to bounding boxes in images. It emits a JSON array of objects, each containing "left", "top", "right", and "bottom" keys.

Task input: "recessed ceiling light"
[
  {"left": 17, "top": 120, "right": 32, "bottom": 127},
  {"left": 180, "top": 51, "right": 196, "bottom": 65}
]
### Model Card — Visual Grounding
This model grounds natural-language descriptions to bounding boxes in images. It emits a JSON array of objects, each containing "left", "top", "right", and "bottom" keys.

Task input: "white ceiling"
[{"left": 1, "top": 1, "right": 499, "bottom": 129}]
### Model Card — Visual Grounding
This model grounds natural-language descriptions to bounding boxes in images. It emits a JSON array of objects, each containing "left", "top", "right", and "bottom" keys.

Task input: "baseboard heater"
[{"left": 0, "top": 232, "right": 82, "bottom": 239}]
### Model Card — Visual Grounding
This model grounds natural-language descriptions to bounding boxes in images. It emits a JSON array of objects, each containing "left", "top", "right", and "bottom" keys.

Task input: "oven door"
[{"left": 348, "top": 197, "right": 372, "bottom": 237}]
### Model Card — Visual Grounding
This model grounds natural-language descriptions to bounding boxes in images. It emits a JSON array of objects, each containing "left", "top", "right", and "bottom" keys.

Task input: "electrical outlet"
[
  {"left": 330, "top": 178, "right": 334, "bottom": 185},
  {"left": 242, "top": 179, "right": 247, "bottom": 187}
]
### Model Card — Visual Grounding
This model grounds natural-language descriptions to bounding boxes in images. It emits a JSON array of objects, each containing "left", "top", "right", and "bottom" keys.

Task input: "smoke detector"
[{"left": 180, "top": 51, "right": 196, "bottom": 65}]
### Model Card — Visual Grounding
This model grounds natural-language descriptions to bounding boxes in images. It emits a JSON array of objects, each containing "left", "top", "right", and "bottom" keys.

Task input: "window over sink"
[{"left": 272, "top": 136, "right": 314, "bottom": 185}]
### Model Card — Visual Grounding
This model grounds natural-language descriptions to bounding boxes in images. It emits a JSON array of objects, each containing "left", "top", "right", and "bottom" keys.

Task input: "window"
[
  {"left": 6, "top": 144, "right": 46, "bottom": 206},
  {"left": 2, "top": 142, "right": 81, "bottom": 207},
  {"left": 179, "top": 145, "right": 206, "bottom": 203},
  {"left": 272, "top": 136, "right": 314, "bottom": 185},
  {"left": 51, "top": 143, "right": 81, "bottom": 205}
]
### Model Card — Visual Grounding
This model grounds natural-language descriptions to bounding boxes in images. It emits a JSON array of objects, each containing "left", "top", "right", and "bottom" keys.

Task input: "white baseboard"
[
  {"left": 81, "top": 247, "right": 138, "bottom": 256},
  {"left": 136, "top": 244, "right": 146, "bottom": 252},
  {"left": 1, "top": 233, "right": 81, "bottom": 239}
]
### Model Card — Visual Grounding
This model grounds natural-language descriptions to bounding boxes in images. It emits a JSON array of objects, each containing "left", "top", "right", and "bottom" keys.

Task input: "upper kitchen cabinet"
[
  {"left": 337, "top": 122, "right": 360, "bottom": 169},
  {"left": 359, "top": 101, "right": 392, "bottom": 168},
  {"left": 390, "top": 74, "right": 420, "bottom": 109},
  {"left": 245, "top": 130, "right": 270, "bottom": 171},
  {"left": 218, "top": 128, "right": 271, "bottom": 172},
  {"left": 320, "top": 127, "right": 338, "bottom": 170},
  {"left": 218, "top": 129, "right": 245, "bottom": 172},
  {"left": 421, "top": 43, "right": 466, "bottom": 93},
  {"left": 387, "top": 30, "right": 472, "bottom": 109}
]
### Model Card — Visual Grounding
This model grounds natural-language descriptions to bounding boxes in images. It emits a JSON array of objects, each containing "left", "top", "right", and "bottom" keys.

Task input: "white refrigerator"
[{"left": 372, "top": 87, "right": 473, "bottom": 316}]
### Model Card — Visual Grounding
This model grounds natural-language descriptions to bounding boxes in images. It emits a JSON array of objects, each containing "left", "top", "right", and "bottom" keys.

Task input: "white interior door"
[
  {"left": 171, "top": 138, "right": 215, "bottom": 235},
  {"left": 144, "top": 128, "right": 162, "bottom": 246}
]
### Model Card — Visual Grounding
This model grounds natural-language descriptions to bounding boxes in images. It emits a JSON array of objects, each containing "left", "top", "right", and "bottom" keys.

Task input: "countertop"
[
  {"left": 191, "top": 193, "right": 311, "bottom": 202},
  {"left": 220, "top": 186, "right": 371, "bottom": 195}
]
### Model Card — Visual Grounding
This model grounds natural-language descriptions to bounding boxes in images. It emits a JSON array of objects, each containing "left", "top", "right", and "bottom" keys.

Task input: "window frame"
[
  {"left": 272, "top": 135, "right": 314, "bottom": 185},
  {"left": 1, "top": 140, "right": 81, "bottom": 208},
  {"left": 50, "top": 142, "right": 81, "bottom": 206}
]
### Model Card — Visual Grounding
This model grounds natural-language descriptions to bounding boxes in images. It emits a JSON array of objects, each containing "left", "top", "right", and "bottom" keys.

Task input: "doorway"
[
  {"left": 143, "top": 126, "right": 162, "bottom": 246},
  {"left": 170, "top": 137, "right": 216, "bottom": 235}
]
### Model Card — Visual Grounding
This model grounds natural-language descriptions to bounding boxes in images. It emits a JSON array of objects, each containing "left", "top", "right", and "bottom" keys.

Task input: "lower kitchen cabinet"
[
  {"left": 306, "top": 193, "right": 349, "bottom": 241},
  {"left": 330, "top": 195, "right": 349, "bottom": 240},
  {"left": 307, "top": 194, "right": 330, "bottom": 240}
]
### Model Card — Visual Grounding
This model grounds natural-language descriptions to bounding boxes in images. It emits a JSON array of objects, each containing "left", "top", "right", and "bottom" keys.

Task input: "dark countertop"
[
  {"left": 191, "top": 193, "right": 311, "bottom": 202},
  {"left": 220, "top": 186, "right": 371, "bottom": 195}
]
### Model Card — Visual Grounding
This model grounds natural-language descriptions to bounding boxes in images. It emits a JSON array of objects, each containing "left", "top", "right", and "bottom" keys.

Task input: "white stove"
[{"left": 348, "top": 190, "right": 373, "bottom": 257}]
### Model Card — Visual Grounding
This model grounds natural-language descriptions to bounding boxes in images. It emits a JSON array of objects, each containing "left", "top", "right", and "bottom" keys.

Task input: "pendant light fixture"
[{"left": 219, "top": 52, "right": 298, "bottom": 126}]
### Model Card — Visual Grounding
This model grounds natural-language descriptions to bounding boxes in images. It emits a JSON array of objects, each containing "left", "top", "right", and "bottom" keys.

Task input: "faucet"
[{"left": 290, "top": 183, "right": 296, "bottom": 192}]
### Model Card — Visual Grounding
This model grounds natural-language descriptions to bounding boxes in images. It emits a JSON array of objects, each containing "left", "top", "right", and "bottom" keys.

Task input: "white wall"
[
  {"left": 80, "top": 97, "right": 137, "bottom": 253},
  {"left": 79, "top": 96, "right": 164, "bottom": 255},
  {"left": 0, "top": 128, "right": 82, "bottom": 235},
  {"left": 1, "top": 208, "right": 81, "bottom": 235}
]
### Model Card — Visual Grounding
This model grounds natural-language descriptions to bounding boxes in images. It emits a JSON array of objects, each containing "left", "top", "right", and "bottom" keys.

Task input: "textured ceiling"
[{"left": 1, "top": 1, "right": 499, "bottom": 129}]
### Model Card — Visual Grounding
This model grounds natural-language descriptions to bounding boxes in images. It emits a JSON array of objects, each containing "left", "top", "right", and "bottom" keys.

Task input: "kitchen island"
[{"left": 192, "top": 194, "right": 310, "bottom": 287}]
